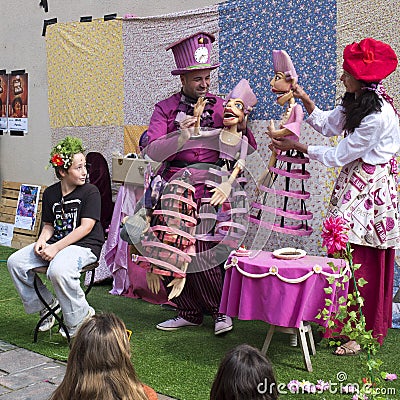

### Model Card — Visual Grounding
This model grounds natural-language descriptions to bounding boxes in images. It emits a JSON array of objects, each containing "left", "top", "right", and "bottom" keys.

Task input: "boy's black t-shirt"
[{"left": 42, "top": 182, "right": 105, "bottom": 259}]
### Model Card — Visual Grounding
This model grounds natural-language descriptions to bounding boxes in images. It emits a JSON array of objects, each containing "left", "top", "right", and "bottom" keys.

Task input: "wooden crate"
[{"left": 0, "top": 181, "right": 46, "bottom": 249}]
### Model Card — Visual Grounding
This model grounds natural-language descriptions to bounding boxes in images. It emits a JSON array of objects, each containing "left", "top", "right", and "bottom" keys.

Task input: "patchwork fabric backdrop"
[{"left": 46, "top": 0, "right": 400, "bottom": 323}]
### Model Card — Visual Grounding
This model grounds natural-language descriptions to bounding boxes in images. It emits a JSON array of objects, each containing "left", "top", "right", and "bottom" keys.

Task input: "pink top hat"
[
  {"left": 166, "top": 31, "right": 220, "bottom": 76},
  {"left": 272, "top": 50, "right": 298, "bottom": 83},
  {"left": 225, "top": 79, "right": 257, "bottom": 113}
]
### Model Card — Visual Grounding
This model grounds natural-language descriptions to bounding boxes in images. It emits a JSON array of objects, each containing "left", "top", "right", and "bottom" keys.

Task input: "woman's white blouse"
[{"left": 307, "top": 100, "right": 400, "bottom": 167}]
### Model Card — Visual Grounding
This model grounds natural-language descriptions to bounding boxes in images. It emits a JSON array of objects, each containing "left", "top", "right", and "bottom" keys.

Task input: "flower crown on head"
[{"left": 48, "top": 136, "right": 85, "bottom": 170}]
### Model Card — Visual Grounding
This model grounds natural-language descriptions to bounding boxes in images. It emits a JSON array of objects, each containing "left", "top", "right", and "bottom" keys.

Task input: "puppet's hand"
[
  {"left": 234, "top": 158, "right": 245, "bottom": 171},
  {"left": 146, "top": 272, "right": 163, "bottom": 294},
  {"left": 267, "top": 119, "right": 278, "bottom": 137},
  {"left": 167, "top": 277, "right": 186, "bottom": 300},
  {"left": 192, "top": 97, "right": 208, "bottom": 136},
  {"left": 256, "top": 169, "right": 275, "bottom": 192},
  {"left": 193, "top": 97, "right": 208, "bottom": 118},
  {"left": 210, "top": 182, "right": 232, "bottom": 206}
]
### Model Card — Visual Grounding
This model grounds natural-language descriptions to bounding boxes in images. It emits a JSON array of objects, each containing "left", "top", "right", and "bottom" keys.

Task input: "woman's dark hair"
[
  {"left": 210, "top": 344, "right": 278, "bottom": 400},
  {"left": 341, "top": 86, "right": 383, "bottom": 134}
]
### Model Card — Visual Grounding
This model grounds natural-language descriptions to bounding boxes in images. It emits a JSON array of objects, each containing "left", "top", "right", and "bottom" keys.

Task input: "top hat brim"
[{"left": 171, "top": 63, "right": 220, "bottom": 76}]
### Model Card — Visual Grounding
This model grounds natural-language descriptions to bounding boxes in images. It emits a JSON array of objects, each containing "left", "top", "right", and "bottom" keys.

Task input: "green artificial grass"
[{"left": 0, "top": 245, "right": 399, "bottom": 399}]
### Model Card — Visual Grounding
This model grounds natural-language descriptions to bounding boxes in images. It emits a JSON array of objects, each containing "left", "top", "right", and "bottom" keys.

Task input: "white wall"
[{"left": 0, "top": 0, "right": 221, "bottom": 186}]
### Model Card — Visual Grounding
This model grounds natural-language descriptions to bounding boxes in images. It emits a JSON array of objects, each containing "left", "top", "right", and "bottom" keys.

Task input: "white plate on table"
[{"left": 272, "top": 247, "right": 306, "bottom": 260}]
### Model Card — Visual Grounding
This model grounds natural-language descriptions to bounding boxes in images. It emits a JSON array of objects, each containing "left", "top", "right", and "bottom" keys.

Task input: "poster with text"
[
  {"left": 0, "top": 222, "right": 14, "bottom": 246},
  {"left": 14, "top": 184, "right": 40, "bottom": 230},
  {"left": 0, "top": 72, "right": 8, "bottom": 130},
  {"left": 8, "top": 72, "right": 28, "bottom": 132}
]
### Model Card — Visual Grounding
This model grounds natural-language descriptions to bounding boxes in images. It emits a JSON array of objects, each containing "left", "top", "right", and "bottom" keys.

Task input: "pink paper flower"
[
  {"left": 287, "top": 380, "right": 300, "bottom": 393},
  {"left": 384, "top": 373, "right": 397, "bottom": 381},
  {"left": 321, "top": 216, "right": 349, "bottom": 255}
]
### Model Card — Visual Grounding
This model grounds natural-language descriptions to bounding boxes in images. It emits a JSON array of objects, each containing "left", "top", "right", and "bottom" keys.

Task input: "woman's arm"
[{"left": 293, "top": 85, "right": 315, "bottom": 115}]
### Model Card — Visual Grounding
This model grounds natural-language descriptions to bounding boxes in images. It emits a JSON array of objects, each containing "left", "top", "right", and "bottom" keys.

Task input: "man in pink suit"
[{"left": 143, "top": 32, "right": 256, "bottom": 335}]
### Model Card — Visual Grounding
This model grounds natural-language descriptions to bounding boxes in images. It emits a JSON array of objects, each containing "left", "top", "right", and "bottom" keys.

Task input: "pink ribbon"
[{"left": 362, "top": 82, "right": 400, "bottom": 117}]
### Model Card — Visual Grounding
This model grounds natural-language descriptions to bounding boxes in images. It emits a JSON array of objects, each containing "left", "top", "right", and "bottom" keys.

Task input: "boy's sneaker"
[
  {"left": 59, "top": 306, "right": 95, "bottom": 339},
  {"left": 214, "top": 314, "right": 233, "bottom": 335},
  {"left": 156, "top": 317, "right": 201, "bottom": 331},
  {"left": 38, "top": 299, "right": 60, "bottom": 332}
]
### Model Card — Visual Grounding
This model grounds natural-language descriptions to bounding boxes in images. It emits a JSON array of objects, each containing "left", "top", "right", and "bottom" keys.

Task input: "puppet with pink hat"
[
  {"left": 259, "top": 50, "right": 304, "bottom": 187},
  {"left": 210, "top": 78, "right": 257, "bottom": 205},
  {"left": 250, "top": 49, "right": 312, "bottom": 242}
]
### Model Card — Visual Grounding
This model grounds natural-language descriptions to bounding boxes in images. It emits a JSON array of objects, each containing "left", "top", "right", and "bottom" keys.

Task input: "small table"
[{"left": 219, "top": 251, "right": 349, "bottom": 371}]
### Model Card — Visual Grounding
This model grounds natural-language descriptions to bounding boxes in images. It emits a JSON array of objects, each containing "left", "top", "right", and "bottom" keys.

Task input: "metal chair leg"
[
  {"left": 32, "top": 261, "right": 98, "bottom": 346},
  {"left": 33, "top": 273, "right": 70, "bottom": 344}
]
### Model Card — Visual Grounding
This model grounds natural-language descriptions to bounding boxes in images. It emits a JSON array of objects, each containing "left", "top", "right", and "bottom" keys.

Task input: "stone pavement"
[{"left": 0, "top": 340, "right": 175, "bottom": 400}]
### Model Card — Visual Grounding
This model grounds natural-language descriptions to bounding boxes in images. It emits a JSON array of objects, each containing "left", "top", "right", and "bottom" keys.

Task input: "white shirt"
[{"left": 307, "top": 100, "right": 400, "bottom": 167}]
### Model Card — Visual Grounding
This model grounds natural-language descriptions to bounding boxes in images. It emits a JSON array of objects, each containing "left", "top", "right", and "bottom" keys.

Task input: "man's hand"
[
  {"left": 267, "top": 119, "right": 277, "bottom": 137},
  {"left": 178, "top": 116, "right": 197, "bottom": 148},
  {"left": 193, "top": 97, "right": 208, "bottom": 136},
  {"left": 193, "top": 97, "right": 208, "bottom": 118},
  {"left": 236, "top": 115, "right": 248, "bottom": 132}
]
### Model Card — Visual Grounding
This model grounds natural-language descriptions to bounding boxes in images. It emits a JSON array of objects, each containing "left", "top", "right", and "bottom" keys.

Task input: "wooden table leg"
[
  {"left": 261, "top": 324, "right": 276, "bottom": 354},
  {"left": 298, "top": 321, "right": 313, "bottom": 372},
  {"left": 305, "top": 322, "right": 316, "bottom": 356}
]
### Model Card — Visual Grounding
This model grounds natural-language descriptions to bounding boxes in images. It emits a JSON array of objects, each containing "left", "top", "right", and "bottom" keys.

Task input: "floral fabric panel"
[
  {"left": 122, "top": 6, "right": 219, "bottom": 126},
  {"left": 46, "top": 20, "right": 124, "bottom": 128},
  {"left": 218, "top": 0, "right": 337, "bottom": 120}
]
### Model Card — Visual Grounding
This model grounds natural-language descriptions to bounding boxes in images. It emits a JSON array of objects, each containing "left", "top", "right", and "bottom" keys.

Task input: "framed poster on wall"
[
  {"left": 14, "top": 184, "right": 41, "bottom": 230},
  {"left": 8, "top": 72, "right": 28, "bottom": 133}
]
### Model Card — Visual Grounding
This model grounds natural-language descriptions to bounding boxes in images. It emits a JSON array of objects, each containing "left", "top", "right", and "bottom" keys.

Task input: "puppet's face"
[
  {"left": 223, "top": 98, "right": 245, "bottom": 127},
  {"left": 270, "top": 72, "right": 294, "bottom": 106}
]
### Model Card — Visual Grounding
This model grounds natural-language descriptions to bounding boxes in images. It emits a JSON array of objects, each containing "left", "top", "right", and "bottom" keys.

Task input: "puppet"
[
  {"left": 210, "top": 79, "right": 257, "bottom": 206},
  {"left": 124, "top": 81, "right": 257, "bottom": 300},
  {"left": 258, "top": 50, "right": 303, "bottom": 187},
  {"left": 250, "top": 50, "right": 312, "bottom": 237}
]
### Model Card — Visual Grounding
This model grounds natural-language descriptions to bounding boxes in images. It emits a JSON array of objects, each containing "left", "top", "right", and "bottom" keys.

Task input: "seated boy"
[{"left": 7, "top": 136, "right": 105, "bottom": 338}]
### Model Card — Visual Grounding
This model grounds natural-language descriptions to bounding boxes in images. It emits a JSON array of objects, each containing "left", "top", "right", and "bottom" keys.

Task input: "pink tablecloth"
[{"left": 219, "top": 251, "right": 348, "bottom": 328}]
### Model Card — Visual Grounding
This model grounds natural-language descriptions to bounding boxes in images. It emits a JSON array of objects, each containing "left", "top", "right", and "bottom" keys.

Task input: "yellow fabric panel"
[
  {"left": 46, "top": 20, "right": 123, "bottom": 128},
  {"left": 124, "top": 125, "right": 148, "bottom": 155}
]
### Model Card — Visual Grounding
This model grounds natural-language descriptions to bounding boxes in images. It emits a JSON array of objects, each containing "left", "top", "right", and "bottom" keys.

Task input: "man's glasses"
[{"left": 126, "top": 329, "right": 132, "bottom": 341}]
